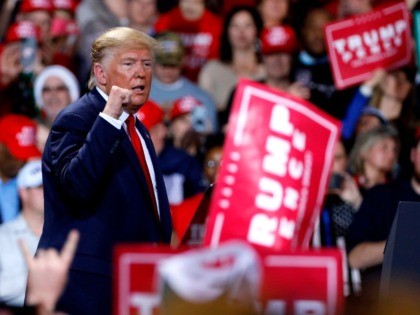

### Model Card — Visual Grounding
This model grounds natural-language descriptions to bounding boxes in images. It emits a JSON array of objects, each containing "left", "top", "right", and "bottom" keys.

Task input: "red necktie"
[{"left": 126, "top": 115, "right": 159, "bottom": 221}]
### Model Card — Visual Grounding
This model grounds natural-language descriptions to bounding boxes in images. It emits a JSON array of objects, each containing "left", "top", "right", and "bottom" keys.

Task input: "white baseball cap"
[{"left": 17, "top": 160, "right": 43, "bottom": 188}]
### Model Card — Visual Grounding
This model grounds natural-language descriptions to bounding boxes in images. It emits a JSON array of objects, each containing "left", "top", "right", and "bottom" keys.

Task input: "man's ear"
[{"left": 93, "top": 63, "right": 107, "bottom": 86}]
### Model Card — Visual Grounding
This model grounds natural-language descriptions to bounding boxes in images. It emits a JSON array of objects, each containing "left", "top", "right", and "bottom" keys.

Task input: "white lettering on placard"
[
  {"left": 130, "top": 293, "right": 160, "bottom": 315},
  {"left": 278, "top": 218, "right": 295, "bottom": 239},
  {"left": 263, "top": 136, "right": 291, "bottom": 177},
  {"left": 248, "top": 214, "right": 277, "bottom": 246},
  {"left": 264, "top": 300, "right": 327, "bottom": 315},
  {"left": 255, "top": 177, "right": 283, "bottom": 211},
  {"left": 249, "top": 104, "right": 308, "bottom": 247},
  {"left": 270, "top": 104, "right": 293, "bottom": 136},
  {"left": 288, "top": 158, "right": 303, "bottom": 180},
  {"left": 333, "top": 19, "right": 407, "bottom": 63}
]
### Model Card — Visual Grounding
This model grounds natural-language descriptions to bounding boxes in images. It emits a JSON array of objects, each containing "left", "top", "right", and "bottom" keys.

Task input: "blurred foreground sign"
[
  {"left": 114, "top": 243, "right": 343, "bottom": 315},
  {"left": 325, "top": 1, "right": 412, "bottom": 89},
  {"left": 203, "top": 80, "right": 341, "bottom": 251}
]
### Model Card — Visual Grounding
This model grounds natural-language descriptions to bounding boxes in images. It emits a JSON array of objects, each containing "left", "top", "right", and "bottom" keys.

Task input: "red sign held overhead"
[
  {"left": 325, "top": 1, "right": 412, "bottom": 89},
  {"left": 203, "top": 80, "right": 341, "bottom": 251}
]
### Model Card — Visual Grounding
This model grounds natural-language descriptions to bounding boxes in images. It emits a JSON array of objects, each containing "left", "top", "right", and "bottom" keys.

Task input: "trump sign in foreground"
[
  {"left": 114, "top": 242, "right": 343, "bottom": 315},
  {"left": 203, "top": 79, "right": 341, "bottom": 251},
  {"left": 325, "top": 1, "right": 412, "bottom": 89}
]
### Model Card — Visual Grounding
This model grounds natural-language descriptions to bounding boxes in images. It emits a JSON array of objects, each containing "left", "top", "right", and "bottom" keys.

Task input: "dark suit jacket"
[{"left": 38, "top": 88, "right": 172, "bottom": 314}]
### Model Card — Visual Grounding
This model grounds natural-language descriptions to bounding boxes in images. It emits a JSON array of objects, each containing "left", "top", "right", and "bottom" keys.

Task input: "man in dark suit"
[{"left": 36, "top": 27, "right": 172, "bottom": 315}]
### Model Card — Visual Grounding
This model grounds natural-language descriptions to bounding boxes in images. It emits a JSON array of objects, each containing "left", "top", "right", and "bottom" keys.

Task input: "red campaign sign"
[
  {"left": 325, "top": 1, "right": 412, "bottom": 89},
  {"left": 113, "top": 245, "right": 186, "bottom": 315},
  {"left": 260, "top": 249, "right": 343, "bottom": 315},
  {"left": 114, "top": 243, "right": 343, "bottom": 315},
  {"left": 203, "top": 79, "right": 341, "bottom": 251}
]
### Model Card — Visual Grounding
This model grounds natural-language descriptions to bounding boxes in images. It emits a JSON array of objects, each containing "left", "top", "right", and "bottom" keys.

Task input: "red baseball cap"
[
  {"left": 50, "top": 18, "right": 79, "bottom": 37},
  {"left": 5, "top": 21, "right": 41, "bottom": 43},
  {"left": 19, "top": 0, "right": 54, "bottom": 13},
  {"left": 136, "top": 100, "right": 165, "bottom": 131},
  {"left": 170, "top": 96, "right": 202, "bottom": 121},
  {"left": 0, "top": 114, "right": 41, "bottom": 161},
  {"left": 260, "top": 25, "right": 298, "bottom": 55}
]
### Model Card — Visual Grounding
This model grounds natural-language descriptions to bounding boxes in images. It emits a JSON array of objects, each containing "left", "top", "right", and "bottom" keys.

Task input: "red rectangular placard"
[
  {"left": 325, "top": 1, "right": 412, "bottom": 89},
  {"left": 203, "top": 80, "right": 341, "bottom": 251}
]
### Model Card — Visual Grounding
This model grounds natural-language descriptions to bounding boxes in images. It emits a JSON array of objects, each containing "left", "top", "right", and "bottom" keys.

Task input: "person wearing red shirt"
[{"left": 155, "top": 0, "right": 222, "bottom": 82}]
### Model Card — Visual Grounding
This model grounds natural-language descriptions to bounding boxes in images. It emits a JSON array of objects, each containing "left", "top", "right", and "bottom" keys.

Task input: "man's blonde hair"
[{"left": 87, "top": 27, "right": 157, "bottom": 90}]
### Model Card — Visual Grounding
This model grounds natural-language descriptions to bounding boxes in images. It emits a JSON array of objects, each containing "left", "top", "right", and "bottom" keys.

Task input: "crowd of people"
[{"left": 1, "top": 0, "right": 420, "bottom": 314}]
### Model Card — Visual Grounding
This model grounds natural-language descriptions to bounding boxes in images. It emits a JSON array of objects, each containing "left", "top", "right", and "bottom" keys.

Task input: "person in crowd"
[
  {"left": 0, "top": 114, "right": 41, "bottom": 225},
  {"left": 33, "top": 65, "right": 80, "bottom": 152},
  {"left": 149, "top": 31, "right": 218, "bottom": 132},
  {"left": 354, "top": 107, "right": 388, "bottom": 138},
  {"left": 16, "top": 0, "right": 56, "bottom": 66},
  {"left": 0, "top": 160, "right": 43, "bottom": 306},
  {"left": 17, "top": 0, "right": 53, "bottom": 43},
  {"left": 127, "top": 0, "right": 158, "bottom": 35},
  {"left": 324, "top": 140, "right": 363, "bottom": 239},
  {"left": 337, "top": 0, "right": 373, "bottom": 18},
  {"left": 342, "top": 67, "right": 414, "bottom": 177},
  {"left": 52, "top": 0, "right": 78, "bottom": 20},
  {"left": 137, "top": 101, "right": 205, "bottom": 205},
  {"left": 154, "top": 0, "right": 222, "bottom": 82},
  {"left": 346, "top": 128, "right": 420, "bottom": 307},
  {"left": 33, "top": 65, "right": 80, "bottom": 126},
  {"left": 218, "top": 24, "right": 306, "bottom": 131},
  {"left": 348, "top": 125, "right": 400, "bottom": 193},
  {"left": 370, "top": 69, "right": 413, "bottom": 124},
  {"left": 291, "top": 8, "right": 356, "bottom": 120},
  {"left": 202, "top": 133, "right": 224, "bottom": 187},
  {"left": 257, "top": 0, "right": 291, "bottom": 29},
  {"left": 317, "top": 139, "right": 363, "bottom": 296},
  {"left": 259, "top": 25, "right": 307, "bottom": 98},
  {"left": 168, "top": 95, "right": 208, "bottom": 158},
  {"left": 49, "top": 0, "right": 80, "bottom": 71},
  {"left": 37, "top": 27, "right": 172, "bottom": 315},
  {"left": 198, "top": 5, "right": 265, "bottom": 115},
  {"left": 1, "top": 21, "right": 45, "bottom": 117},
  {"left": 75, "top": 0, "right": 129, "bottom": 87}
]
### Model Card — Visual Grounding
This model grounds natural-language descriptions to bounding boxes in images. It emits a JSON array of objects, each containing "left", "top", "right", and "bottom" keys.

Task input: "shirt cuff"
[
  {"left": 99, "top": 112, "right": 123, "bottom": 129},
  {"left": 359, "top": 84, "right": 373, "bottom": 97}
]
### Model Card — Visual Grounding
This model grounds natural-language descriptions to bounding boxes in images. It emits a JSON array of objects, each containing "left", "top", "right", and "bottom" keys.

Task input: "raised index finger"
[{"left": 60, "top": 229, "right": 80, "bottom": 266}]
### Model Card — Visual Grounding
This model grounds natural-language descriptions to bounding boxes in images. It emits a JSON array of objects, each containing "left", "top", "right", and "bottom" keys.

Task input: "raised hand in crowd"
[
  {"left": 0, "top": 43, "right": 22, "bottom": 87},
  {"left": 20, "top": 230, "right": 79, "bottom": 315},
  {"left": 335, "top": 172, "right": 363, "bottom": 210}
]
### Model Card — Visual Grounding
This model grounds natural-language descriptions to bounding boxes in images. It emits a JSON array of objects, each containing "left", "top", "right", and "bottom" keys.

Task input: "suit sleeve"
[{"left": 49, "top": 112, "right": 123, "bottom": 202}]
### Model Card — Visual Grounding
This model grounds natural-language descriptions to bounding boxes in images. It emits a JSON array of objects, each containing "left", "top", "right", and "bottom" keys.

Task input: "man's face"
[
  {"left": 301, "top": 10, "right": 331, "bottom": 55},
  {"left": 21, "top": 185, "right": 44, "bottom": 215},
  {"left": 25, "top": 11, "right": 52, "bottom": 40},
  {"left": 179, "top": 0, "right": 205, "bottom": 20},
  {"left": 42, "top": 76, "right": 71, "bottom": 123},
  {"left": 128, "top": 0, "right": 157, "bottom": 25},
  {"left": 104, "top": 47, "right": 153, "bottom": 113},
  {"left": 154, "top": 63, "right": 182, "bottom": 84},
  {"left": 263, "top": 52, "right": 291, "bottom": 80}
]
